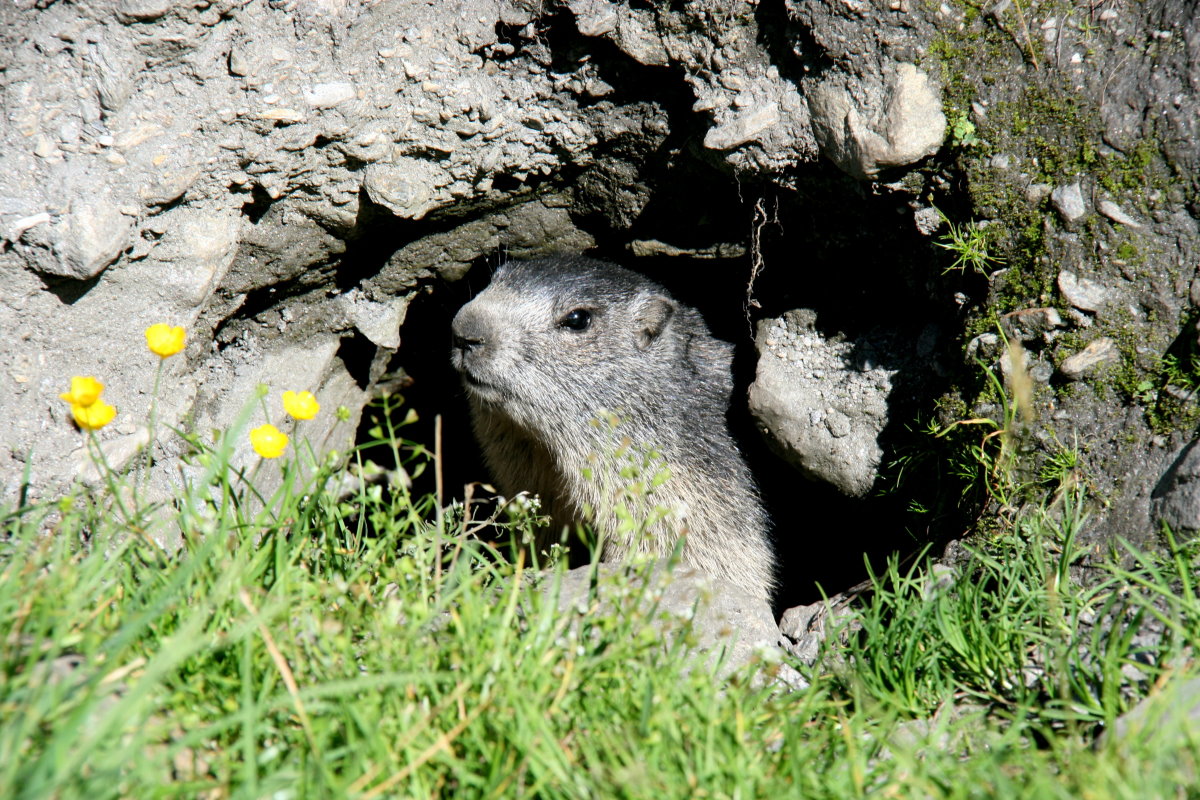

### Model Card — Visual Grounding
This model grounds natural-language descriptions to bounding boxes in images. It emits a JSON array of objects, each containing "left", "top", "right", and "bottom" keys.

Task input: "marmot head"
[{"left": 451, "top": 255, "right": 727, "bottom": 428}]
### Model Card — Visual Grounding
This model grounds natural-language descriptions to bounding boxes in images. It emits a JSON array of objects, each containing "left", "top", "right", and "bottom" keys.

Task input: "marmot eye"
[{"left": 559, "top": 309, "right": 592, "bottom": 331}]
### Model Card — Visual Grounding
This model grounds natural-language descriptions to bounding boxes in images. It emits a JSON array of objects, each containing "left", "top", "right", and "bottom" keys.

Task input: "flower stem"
[
  {"left": 142, "top": 359, "right": 165, "bottom": 487},
  {"left": 88, "top": 430, "right": 133, "bottom": 526}
]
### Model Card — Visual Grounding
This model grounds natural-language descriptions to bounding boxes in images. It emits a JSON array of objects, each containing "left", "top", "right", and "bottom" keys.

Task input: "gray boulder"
[
  {"left": 1151, "top": 439, "right": 1200, "bottom": 538},
  {"left": 748, "top": 311, "right": 902, "bottom": 498}
]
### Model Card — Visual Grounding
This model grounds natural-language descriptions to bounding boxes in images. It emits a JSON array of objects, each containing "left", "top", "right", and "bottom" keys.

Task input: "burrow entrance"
[
  {"left": 340, "top": 4, "right": 978, "bottom": 611},
  {"left": 350, "top": 157, "right": 972, "bottom": 613}
]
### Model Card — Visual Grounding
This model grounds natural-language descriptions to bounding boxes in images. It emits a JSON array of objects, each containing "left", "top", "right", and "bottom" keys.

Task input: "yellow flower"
[
  {"left": 70, "top": 399, "right": 116, "bottom": 431},
  {"left": 282, "top": 390, "right": 320, "bottom": 420},
  {"left": 250, "top": 424, "right": 288, "bottom": 458},
  {"left": 145, "top": 324, "right": 186, "bottom": 358},
  {"left": 59, "top": 376, "right": 105, "bottom": 407}
]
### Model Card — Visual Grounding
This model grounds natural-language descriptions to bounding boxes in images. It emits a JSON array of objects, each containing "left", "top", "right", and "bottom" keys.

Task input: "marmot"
[{"left": 450, "top": 254, "right": 775, "bottom": 601}]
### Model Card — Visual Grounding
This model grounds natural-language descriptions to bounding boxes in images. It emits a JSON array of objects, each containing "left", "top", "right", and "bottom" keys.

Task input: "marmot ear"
[{"left": 635, "top": 295, "right": 676, "bottom": 350}]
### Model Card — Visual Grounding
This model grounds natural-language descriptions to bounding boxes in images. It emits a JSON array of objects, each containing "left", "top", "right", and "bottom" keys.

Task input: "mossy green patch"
[
  {"left": 923, "top": 0, "right": 1188, "bottom": 437},
  {"left": 1096, "top": 135, "right": 1175, "bottom": 202},
  {"left": 1088, "top": 307, "right": 1200, "bottom": 434},
  {"left": 1113, "top": 239, "right": 1142, "bottom": 264}
]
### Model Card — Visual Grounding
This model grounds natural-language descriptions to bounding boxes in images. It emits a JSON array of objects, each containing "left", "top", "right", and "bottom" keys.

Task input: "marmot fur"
[{"left": 450, "top": 255, "right": 775, "bottom": 601}]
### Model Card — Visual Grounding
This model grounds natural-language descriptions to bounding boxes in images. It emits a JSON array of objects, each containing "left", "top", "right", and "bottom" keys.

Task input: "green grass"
[
  {"left": 4, "top": 402, "right": 1200, "bottom": 797},
  {"left": 933, "top": 207, "right": 1005, "bottom": 277}
]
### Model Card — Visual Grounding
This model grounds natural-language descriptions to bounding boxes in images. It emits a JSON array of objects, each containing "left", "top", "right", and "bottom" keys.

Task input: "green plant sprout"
[
  {"left": 947, "top": 107, "right": 980, "bottom": 148},
  {"left": 933, "top": 206, "right": 1006, "bottom": 276}
]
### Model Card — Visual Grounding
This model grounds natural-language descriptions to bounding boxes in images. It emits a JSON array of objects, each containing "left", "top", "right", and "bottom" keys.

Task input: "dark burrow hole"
[
  {"left": 240, "top": 183, "right": 274, "bottom": 224},
  {"left": 346, "top": 159, "right": 974, "bottom": 614},
  {"left": 39, "top": 271, "right": 104, "bottom": 306}
]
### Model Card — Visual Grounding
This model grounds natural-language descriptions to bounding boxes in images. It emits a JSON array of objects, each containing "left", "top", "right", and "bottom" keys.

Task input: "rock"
[
  {"left": 303, "top": 82, "right": 356, "bottom": 110},
  {"left": 1151, "top": 440, "right": 1200, "bottom": 537},
  {"left": 1057, "top": 270, "right": 1110, "bottom": 312},
  {"left": 73, "top": 427, "right": 151, "bottom": 486},
  {"left": 1051, "top": 182, "right": 1088, "bottom": 224},
  {"left": 1058, "top": 337, "right": 1118, "bottom": 380},
  {"left": 552, "top": 563, "right": 804, "bottom": 689},
  {"left": 575, "top": 157, "right": 654, "bottom": 228},
  {"left": 339, "top": 291, "right": 411, "bottom": 350},
  {"left": 778, "top": 595, "right": 856, "bottom": 667},
  {"left": 1101, "top": 674, "right": 1200, "bottom": 765},
  {"left": 5, "top": 211, "right": 51, "bottom": 242},
  {"left": 116, "top": 0, "right": 173, "bottom": 22},
  {"left": 1025, "top": 183, "right": 1053, "bottom": 204},
  {"left": 50, "top": 197, "right": 134, "bottom": 280},
  {"left": 227, "top": 49, "right": 251, "bottom": 78},
  {"left": 151, "top": 209, "right": 242, "bottom": 307},
  {"left": 704, "top": 102, "right": 781, "bottom": 150},
  {"left": 143, "top": 166, "right": 202, "bottom": 207},
  {"left": 363, "top": 158, "right": 448, "bottom": 220},
  {"left": 807, "top": 62, "right": 946, "bottom": 179},
  {"left": 1190, "top": 274, "right": 1200, "bottom": 308},
  {"left": 999, "top": 307, "right": 1064, "bottom": 342},
  {"left": 626, "top": 240, "right": 745, "bottom": 259},
  {"left": 568, "top": 0, "right": 618, "bottom": 37},
  {"left": 1097, "top": 198, "right": 1143, "bottom": 228},
  {"left": 1028, "top": 357, "right": 1054, "bottom": 383},
  {"left": 566, "top": 0, "right": 669, "bottom": 66},
  {"left": 877, "top": 63, "right": 947, "bottom": 165},
  {"left": 87, "top": 37, "right": 136, "bottom": 115},
  {"left": 749, "top": 312, "right": 898, "bottom": 497},
  {"left": 913, "top": 206, "right": 942, "bottom": 236},
  {"left": 257, "top": 108, "right": 306, "bottom": 124},
  {"left": 966, "top": 332, "right": 1002, "bottom": 363},
  {"left": 778, "top": 602, "right": 826, "bottom": 665}
]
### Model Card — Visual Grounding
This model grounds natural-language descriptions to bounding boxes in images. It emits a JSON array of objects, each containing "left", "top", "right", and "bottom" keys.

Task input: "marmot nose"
[
  {"left": 453, "top": 332, "right": 485, "bottom": 353},
  {"left": 451, "top": 309, "right": 490, "bottom": 356}
]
